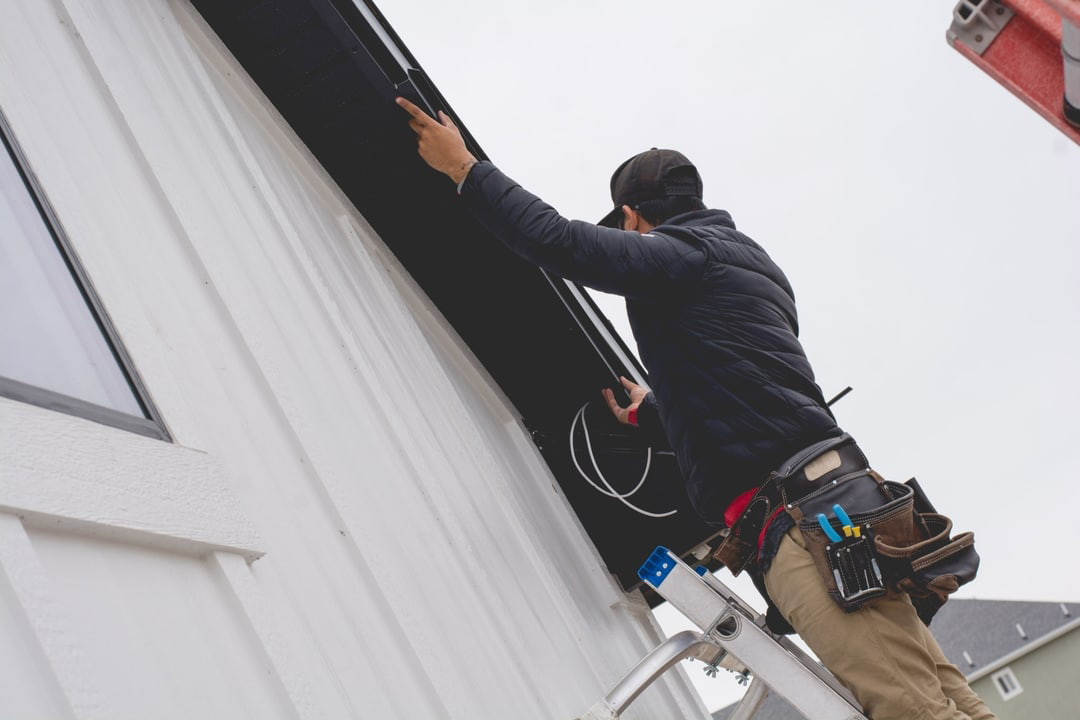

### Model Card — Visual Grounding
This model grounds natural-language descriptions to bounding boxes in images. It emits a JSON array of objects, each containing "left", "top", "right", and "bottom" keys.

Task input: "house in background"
[
  {"left": 932, "top": 599, "right": 1080, "bottom": 718},
  {"left": 0, "top": 0, "right": 720, "bottom": 717},
  {"left": 712, "top": 599, "right": 1080, "bottom": 720}
]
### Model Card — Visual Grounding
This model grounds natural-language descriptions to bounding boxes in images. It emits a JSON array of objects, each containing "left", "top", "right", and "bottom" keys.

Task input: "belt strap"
[{"left": 713, "top": 434, "right": 869, "bottom": 574}]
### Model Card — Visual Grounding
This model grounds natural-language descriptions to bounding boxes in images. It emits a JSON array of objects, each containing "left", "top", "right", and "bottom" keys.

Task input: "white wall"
[{"left": 0, "top": 0, "right": 709, "bottom": 718}]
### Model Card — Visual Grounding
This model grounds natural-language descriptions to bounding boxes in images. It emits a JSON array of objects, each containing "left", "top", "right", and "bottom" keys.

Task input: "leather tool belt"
[{"left": 713, "top": 434, "right": 980, "bottom": 623}]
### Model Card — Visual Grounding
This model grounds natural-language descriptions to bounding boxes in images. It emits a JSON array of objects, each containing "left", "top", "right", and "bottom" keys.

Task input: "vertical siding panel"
[
  {"left": 0, "top": 514, "right": 105, "bottom": 719},
  {"left": 0, "top": 0, "right": 711, "bottom": 718},
  {"left": 212, "top": 551, "right": 319, "bottom": 720}
]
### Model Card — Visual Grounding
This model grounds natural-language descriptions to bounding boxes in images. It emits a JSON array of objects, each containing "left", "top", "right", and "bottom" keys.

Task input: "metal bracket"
[{"left": 947, "top": 0, "right": 1015, "bottom": 55}]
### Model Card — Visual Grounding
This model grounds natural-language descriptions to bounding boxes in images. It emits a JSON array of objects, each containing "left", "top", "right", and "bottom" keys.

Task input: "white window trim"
[
  {"left": 0, "top": 396, "right": 262, "bottom": 560},
  {"left": 991, "top": 667, "right": 1023, "bottom": 701},
  {"left": 0, "top": 397, "right": 265, "bottom": 720}
]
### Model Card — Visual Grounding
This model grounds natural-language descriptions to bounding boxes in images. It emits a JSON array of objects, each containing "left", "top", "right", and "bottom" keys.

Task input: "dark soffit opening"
[{"left": 189, "top": 0, "right": 724, "bottom": 595}]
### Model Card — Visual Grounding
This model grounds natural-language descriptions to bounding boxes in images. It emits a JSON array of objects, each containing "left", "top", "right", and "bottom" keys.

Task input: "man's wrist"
[{"left": 449, "top": 156, "right": 478, "bottom": 185}]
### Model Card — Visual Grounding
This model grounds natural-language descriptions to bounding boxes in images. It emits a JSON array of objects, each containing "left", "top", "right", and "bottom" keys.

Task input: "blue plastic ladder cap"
[
  {"left": 638, "top": 546, "right": 676, "bottom": 588},
  {"left": 694, "top": 565, "right": 707, "bottom": 576}
]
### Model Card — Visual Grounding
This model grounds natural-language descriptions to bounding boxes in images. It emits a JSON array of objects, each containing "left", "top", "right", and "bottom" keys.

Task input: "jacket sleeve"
[
  {"left": 633, "top": 392, "right": 670, "bottom": 446},
  {"left": 459, "top": 162, "right": 705, "bottom": 298}
]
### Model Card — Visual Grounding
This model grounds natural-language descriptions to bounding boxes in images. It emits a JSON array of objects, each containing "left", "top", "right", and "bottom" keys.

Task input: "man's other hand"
[
  {"left": 602, "top": 376, "right": 648, "bottom": 425},
  {"left": 396, "top": 97, "right": 477, "bottom": 184}
]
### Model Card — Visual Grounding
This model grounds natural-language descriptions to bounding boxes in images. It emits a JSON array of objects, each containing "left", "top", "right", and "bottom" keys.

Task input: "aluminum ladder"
[{"left": 580, "top": 547, "right": 867, "bottom": 720}]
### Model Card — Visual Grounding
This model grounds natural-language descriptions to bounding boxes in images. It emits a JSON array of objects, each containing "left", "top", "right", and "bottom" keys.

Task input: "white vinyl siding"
[{"left": 0, "top": 1, "right": 707, "bottom": 719}]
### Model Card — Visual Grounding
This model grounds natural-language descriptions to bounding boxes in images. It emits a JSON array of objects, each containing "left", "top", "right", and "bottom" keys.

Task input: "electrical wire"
[
  {"left": 571, "top": 404, "right": 650, "bottom": 498},
  {"left": 569, "top": 402, "right": 677, "bottom": 518}
]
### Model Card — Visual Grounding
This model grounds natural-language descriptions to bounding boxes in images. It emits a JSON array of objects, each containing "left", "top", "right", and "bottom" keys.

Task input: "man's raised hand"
[
  {"left": 602, "top": 376, "right": 648, "bottom": 426},
  {"left": 396, "top": 97, "right": 477, "bottom": 184}
]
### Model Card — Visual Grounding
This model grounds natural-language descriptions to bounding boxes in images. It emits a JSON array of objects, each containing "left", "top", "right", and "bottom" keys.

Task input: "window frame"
[
  {"left": 990, "top": 667, "right": 1023, "bottom": 701},
  {"left": 0, "top": 108, "right": 169, "bottom": 441}
]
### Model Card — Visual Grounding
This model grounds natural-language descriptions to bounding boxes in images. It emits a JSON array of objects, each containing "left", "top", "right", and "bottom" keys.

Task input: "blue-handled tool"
[
  {"left": 833, "top": 503, "right": 859, "bottom": 537},
  {"left": 817, "top": 513, "right": 843, "bottom": 543}
]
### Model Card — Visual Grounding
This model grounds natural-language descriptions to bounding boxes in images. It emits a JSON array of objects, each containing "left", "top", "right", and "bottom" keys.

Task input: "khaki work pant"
[{"left": 764, "top": 527, "right": 997, "bottom": 720}]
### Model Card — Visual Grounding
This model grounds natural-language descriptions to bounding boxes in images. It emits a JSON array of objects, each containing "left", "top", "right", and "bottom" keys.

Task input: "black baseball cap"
[{"left": 598, "top": 148, "right": 703, "bottom": 227}]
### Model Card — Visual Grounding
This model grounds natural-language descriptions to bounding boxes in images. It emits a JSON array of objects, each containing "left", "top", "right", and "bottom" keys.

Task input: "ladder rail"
[
  {"left": 579, "top": 547, "right": 867, "bottom": 720},
  {"left": 696, "top": 566, "right": 859, "bottom": 706},
  {"left": 701, "top": 606, "right": 864, "bottom": 720}
]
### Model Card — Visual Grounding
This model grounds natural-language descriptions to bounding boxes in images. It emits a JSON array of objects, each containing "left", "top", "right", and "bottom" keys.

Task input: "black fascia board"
[{"left": 190, "top": 0, "right": 722, "bottom": 593}]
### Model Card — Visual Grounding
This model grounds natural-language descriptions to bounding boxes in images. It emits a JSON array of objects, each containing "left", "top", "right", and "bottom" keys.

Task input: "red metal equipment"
[{"left": 948, "top": 0, "right": 1080, "bottom": 145}]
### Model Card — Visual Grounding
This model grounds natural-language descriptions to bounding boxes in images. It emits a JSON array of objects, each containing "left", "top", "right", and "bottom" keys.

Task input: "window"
[
  {"left": 0, "top": 110, "right": 167, "bottom": 439},
  {"left": 991, "top": 667, "right": 1023, "bottom": 701}
]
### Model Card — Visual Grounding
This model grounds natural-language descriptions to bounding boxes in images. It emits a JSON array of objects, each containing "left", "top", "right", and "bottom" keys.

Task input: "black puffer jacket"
[{"left": 460, "top": 162, "right": 841, "bottom": 522}]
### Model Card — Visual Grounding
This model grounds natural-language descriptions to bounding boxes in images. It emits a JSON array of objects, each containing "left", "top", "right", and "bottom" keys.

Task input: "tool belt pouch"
[
  {"left": 713, "top": 487, "right": 775, "bottom": 576},
  {"left": 778, "top": 438, "right": 978, "bottom": 619},
  {"left": 791, "top": 476, "right": 911, "bottom": 612},
  {"left": 874, "top": 509, "right": 980, "bottom": 623}
]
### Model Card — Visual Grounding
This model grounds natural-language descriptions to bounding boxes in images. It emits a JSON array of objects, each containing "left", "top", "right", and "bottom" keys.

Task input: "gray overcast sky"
[{"left": 378, "top": 0, "right": 1080, "bottom": 708}]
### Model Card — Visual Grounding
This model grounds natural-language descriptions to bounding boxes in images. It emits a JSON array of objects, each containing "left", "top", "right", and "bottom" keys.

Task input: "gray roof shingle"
[{"left": 929, "top": 598, "right": 1080, "bottom": 676}]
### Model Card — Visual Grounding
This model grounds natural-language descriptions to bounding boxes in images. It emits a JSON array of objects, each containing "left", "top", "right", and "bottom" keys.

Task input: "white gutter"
[
  {"left": 348, "top": 1, "right": 412, "bottom": 73},
  {"left": 555, "top": 279, "right": 649, "bottom": 389}
]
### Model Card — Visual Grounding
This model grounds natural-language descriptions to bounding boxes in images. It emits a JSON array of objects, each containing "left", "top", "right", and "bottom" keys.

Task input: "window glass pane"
[{"left": 0, "top": 135, "right": 145, "bottom": 416}]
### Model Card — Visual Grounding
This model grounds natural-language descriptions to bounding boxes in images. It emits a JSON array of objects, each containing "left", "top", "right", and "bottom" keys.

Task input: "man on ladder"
[{"left": 397, "top": 96, "right": 996, "bottom": 720}]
